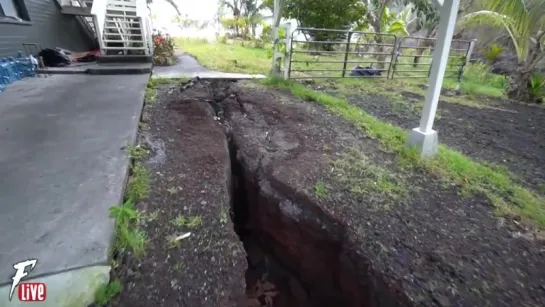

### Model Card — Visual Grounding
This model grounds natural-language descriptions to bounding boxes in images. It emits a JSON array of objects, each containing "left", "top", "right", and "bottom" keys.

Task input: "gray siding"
[{"left": 0, "top": 0, "right": 94, "bottom": 58}]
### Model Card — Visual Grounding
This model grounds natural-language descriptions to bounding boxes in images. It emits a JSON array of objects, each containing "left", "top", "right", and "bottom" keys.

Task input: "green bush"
[
  {"left": 483, "top": 43, "right": 504, "bottom": 63},
  {"left": 153, "top": 32, "right": 176, "bottom": 66}
]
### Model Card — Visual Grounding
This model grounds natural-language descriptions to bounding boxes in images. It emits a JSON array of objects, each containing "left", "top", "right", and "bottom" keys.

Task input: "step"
[
  {"left": 97, "top": 55, "right": 152, "bottom": 64},
  {"left": 106, "top": 6, "right": 137, "bottom": 12},
  {"left": 104, "top": 33, "right": 142, "bottom": 37},
  {"left": 105, "top": 20, "right": 141, "bottom": 24},
  {"left": 103, "top": 46, "right": 147, "bottom": 50},
  {"left": 103, "top": 40, "right": 144, "bottom": 44},
  {"left": 104, "top": 26, "right": 141, "bottom": 30},
  {"left": 106, "top": 14, "right": 139, "bottom": 19}
]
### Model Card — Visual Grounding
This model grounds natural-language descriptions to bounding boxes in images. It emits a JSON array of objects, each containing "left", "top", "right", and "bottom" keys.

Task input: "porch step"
[
  {"left": 103, "top": 46, "right": 147, "bottom": 50},
  {"left": 102, "top": 39, "right": 144, "bottom": 43},
  {"left": 104, "top": 26, "right": 141, "bottom": 30},
  {"left": 97, "top": 55, "right": 152, "bottom": 64},
  {"left": 106, "top": 14, "right": 139, "bottom": 19}
]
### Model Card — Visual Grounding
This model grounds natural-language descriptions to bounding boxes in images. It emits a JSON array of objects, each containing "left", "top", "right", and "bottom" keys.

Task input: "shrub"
[
  {"left": 483, "top": 43, "right": 504, "bottom": 63},
  {"left": 528, "top": 74, "right": 545, "bottom": 103},
  {"left": 153, "top": 32, "right": 176, "bottom": 66}
]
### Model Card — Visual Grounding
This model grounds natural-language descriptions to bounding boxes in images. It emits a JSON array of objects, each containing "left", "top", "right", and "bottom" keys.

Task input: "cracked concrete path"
[
  {"left": 0, "top": 74, "right": 148, "bottom": 306},
  {"left": 152, "top": 54, "right": 266, "bottom": 79}
]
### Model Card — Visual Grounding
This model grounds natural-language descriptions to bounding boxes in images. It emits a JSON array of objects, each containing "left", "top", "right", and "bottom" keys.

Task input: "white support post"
[
  {"left": 407, "top": 0, "right": 460, "bottom": 157},
  {"left": 283, "top": 22, "right": 293, "bottom": 80},
  {"left": 271, "top": 0, "right": 284, "bottom": 76}
]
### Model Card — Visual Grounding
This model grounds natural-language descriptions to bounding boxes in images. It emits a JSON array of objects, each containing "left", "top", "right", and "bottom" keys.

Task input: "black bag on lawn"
[{"left": 38, "top": 48, "right": 71, "bottom": 67}]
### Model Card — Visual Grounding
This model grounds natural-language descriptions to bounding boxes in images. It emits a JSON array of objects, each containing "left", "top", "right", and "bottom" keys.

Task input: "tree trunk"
[{"left": 507, "top": 69, "right": 532, "bottom": 102}]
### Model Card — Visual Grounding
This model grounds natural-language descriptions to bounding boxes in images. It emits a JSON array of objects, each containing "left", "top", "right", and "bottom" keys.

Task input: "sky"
[{"left": 151, "top": 0, "right": 219, "bottom": 21}]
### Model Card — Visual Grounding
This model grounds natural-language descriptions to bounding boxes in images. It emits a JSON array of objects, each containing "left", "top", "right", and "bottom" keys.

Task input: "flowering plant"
[{"left": 152, "top": 32, "right": 176, "bottom": 66}]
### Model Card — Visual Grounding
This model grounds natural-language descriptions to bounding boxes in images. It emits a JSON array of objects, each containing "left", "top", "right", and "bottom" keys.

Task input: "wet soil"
[
  {"left": 109, "top": 81, "right": 247, "bottom": 307},
  {"left": 110, "top": 79, "right": 545, "bottom": 307},
  {"left": 324, "top": 86, "right": 545, "bottom": 191}
]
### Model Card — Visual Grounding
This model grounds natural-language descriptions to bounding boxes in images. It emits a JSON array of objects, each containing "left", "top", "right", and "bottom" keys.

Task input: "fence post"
[
  {"left": 341, "top": 31, "right": 353, "bottom": 77},
  {"left": 283, "top": 22, "right": 293, "bottom": 80},
  {"left": 387, "top": 36, "right": 399, "bottom": 80},
  {"left": 456, "top": 39, "right": 477, "bottom": 90}
]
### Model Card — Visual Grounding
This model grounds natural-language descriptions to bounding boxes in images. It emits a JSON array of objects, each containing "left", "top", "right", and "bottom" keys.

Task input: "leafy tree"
[
  {"left": 459, "top": 0, "right": 545, "bottom": 102},
  {"left": 265, "top": 0, "right": 363, "bottom": 45},
  {"left": 220, "top": 0, "right": 243, "bottom": 36}
]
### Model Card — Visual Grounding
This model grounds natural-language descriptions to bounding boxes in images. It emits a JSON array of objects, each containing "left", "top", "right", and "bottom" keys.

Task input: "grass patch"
[
  {"left": 332, "top": 149, "right": 410, "bottom": 207},
  {"left": 176, "top": 38, "right": 270, "bottom": 74},
  {"left": 145, "top": 77, "right": 189, "bottom": 103},
  {"left": 262, "top": 77, "right": 545, "bottom": 227},
  {"left": 94, "top": 279, "right": 121, "bottom": 306},
  {"left": 314, "top": 182, "right": 328, "bottom": 198}
]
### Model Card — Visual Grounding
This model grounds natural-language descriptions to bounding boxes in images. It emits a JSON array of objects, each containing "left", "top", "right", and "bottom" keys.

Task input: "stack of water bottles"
[{"left": 0, "top": 51, "right": 39, "bottom": 93}]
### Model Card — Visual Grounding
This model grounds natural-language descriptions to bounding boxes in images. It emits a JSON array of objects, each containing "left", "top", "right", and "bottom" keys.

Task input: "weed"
[
  {"left": 314, "top": 182, "right": 328, "bottom": 198},
  {"left": 110, "top": 200, "right": 147, "bottom": 256},
  {"left": 172, "top": 215, "right": 186, "bottom": 227},
  {"left": 173, "top": 261, "right": 184, "bottom": 272},
  {"left": 144, "top": 211, "right": 159, "bottom": 222},
  {"left": 167, "top": 234, "right": 181, "bottom": 249},
  {"left": 483, "top": 44, "right": 504, "bottom": 63},
  {"left": 167, "top": 187, "right": 178, "bottom": 194},
  {"left": 94, "top": 279, "right": 122, "bottom": 306},
  {"left": 262, "top": 77, "right": 545, "bottom": 227},
  {"left": 125, "top": 162, "right": 150, "bottom": 201},
  {"left": 219, "top": 207, "right": 229, "bottom": 224},
  {"left": 186, "top": 215, "right": 203, "bottom": 228},
  {"left": 125, "top": 144, "right": 149, "bottom": 160}
]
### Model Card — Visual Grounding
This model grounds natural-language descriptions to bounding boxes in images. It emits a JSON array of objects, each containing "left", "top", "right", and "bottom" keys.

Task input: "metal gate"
[{"left": 286, "top": 28, "right": 475, "bottom": 82}]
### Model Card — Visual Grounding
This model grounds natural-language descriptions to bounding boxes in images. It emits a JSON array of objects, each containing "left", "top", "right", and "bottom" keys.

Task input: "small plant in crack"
[
  {"left": 314, "top": 182, "right": 327, "bottom": 198},
  {"left": 144, "top": 211, "right": 159, "bottom": 222},
  {"left": 172, "top": 215, "right": 186, "bottom": 227},
  {"left": 219, "top": 207, "right": 229, "bottom": 224},
  {"left": 110, "top": 199, "right": 147, "bottom": 256},
  {"left": 94, "top": 279, "right": 122, "bottom": 306},
  {"left": 167, "top": 234, "right": 181, "bottom": 249},
  {"left": 173, "top": 261, "right": 184, "bottom": 272},
  {"left": 125, "top": 144, "right": 149, "bottom": 160},
  {"left": 186, "top": 215, "right": 203, "bottom": 229},
  {"left": 126, "top": 162, "right": 150, "bottom": 201}
]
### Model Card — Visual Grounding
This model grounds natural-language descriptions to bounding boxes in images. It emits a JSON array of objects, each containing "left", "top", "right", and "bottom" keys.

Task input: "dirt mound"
[{"left": 215, "top": 81, "right": 545, "bottom": 306}]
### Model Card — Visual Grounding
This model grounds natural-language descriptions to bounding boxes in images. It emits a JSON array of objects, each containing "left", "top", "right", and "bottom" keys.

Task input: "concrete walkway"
[
  {"left": 152, "top": 54, "right": 266, "bottom": 79},
  {"left": 0, "top": 75, "right": 148, "bottom": 306}
]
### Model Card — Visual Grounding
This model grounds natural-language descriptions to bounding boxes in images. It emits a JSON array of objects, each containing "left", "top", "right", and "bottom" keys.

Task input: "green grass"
[
  {"left": 176, "top": 38, "right": 507, "bottom": 100},
  {"left": 332, "top": 149, "right": 411, "bottom": 207},
  {"left": 262, "top": 77, "right": 545, "bottom": 228},
  {"left": 94, "top": 279, "right": 122, "bottom": 306},
  {"left": 145, "top": 77, "right": 190, "bottom": 103}
]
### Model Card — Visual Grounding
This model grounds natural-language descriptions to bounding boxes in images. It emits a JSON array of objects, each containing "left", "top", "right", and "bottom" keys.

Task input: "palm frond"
[
  {"left": 459, "top": 10, "right": 526, "bottom": 61},
  {"left": 163, "top": 0, "right": 181, "bottom": 15}
]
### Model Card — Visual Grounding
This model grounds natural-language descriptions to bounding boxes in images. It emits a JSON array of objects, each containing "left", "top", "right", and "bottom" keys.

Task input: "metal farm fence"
[{"left": 286, "top": 28, "right": 475, "bottom": 83}]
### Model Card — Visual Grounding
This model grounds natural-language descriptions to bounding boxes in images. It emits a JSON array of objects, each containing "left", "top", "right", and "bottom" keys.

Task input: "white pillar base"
[{"left": 407, "top": 127, "right": 439, "bottom": 157}]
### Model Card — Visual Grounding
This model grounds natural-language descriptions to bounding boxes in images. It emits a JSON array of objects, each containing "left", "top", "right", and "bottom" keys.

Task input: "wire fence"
[{"left": 286, "top": 28, "right": 474, "bottom": 82}]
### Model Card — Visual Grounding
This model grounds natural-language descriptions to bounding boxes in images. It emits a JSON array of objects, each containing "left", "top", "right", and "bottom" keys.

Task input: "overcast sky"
[{"left": 151, "top": 0, "right": 219, "bottom": 20}]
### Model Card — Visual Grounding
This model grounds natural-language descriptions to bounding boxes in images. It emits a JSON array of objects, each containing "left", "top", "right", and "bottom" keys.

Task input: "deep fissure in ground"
[{"left": 205, "top": 80, "right": 393, "bottom": 307}]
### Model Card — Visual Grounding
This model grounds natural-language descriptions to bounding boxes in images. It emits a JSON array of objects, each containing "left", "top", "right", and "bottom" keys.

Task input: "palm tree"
[
  {"left": 459, "top": 0, "right": 545, "bottom": 102},
  {"left": 147, "top": 0, "right": 181, "bottom": 15}
]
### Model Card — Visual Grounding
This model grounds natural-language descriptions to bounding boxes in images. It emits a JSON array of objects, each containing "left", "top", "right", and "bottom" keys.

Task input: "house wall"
[{"left": 0, "top": 0, "right": 94, "bottom": 58}]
